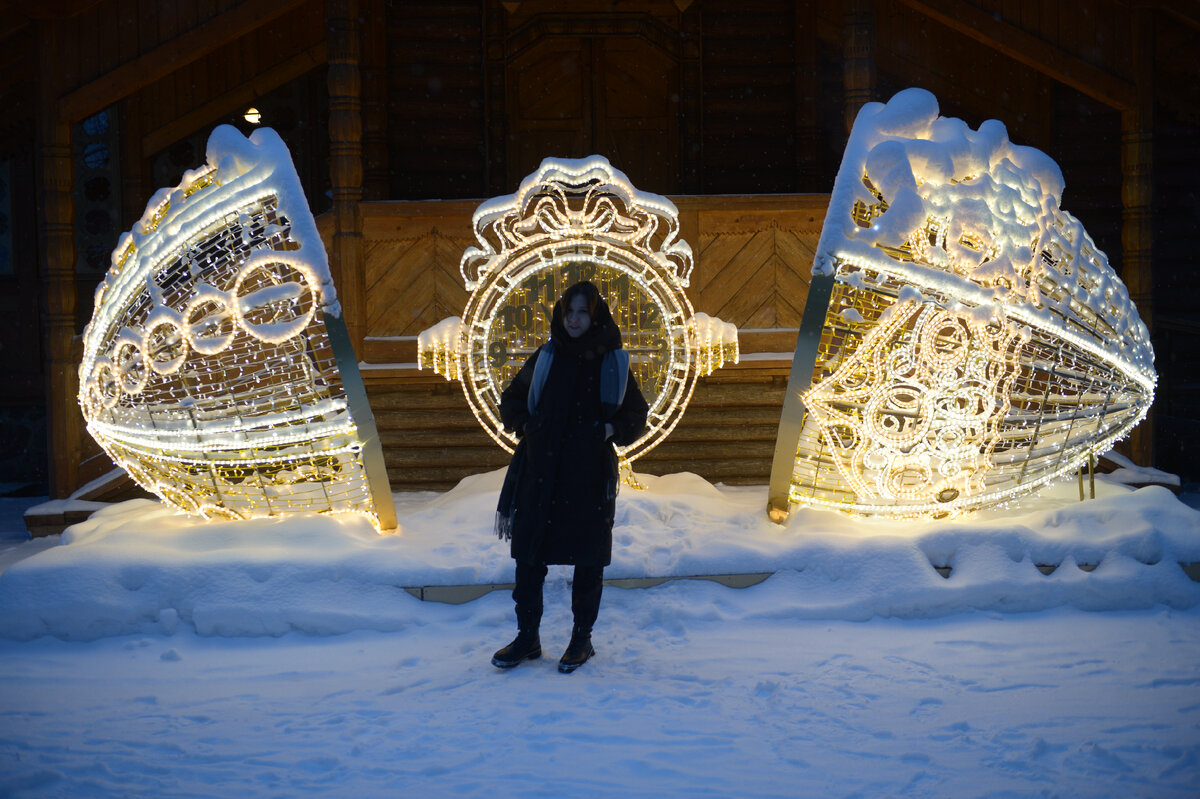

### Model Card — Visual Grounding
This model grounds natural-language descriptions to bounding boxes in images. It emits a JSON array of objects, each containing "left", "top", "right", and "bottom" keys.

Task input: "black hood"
[{"left": 550, "top": 280, "right": 623, "bottom": 358}]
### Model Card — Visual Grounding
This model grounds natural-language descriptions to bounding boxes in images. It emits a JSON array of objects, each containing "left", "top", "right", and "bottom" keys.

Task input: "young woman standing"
[{"left": 492, "top": 280, "right": 649, "bottom": 673}]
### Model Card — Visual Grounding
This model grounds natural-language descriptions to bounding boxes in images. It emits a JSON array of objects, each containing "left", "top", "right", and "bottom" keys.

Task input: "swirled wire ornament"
[
  {"left": 769, "top": 89, "right": 1155, "bottom": 520},
  {"left": 419, "top": 155, "right": 738, "bottom": 466},
  {"left": 78, "top": 126, "right": 395, "bottom": 530}
]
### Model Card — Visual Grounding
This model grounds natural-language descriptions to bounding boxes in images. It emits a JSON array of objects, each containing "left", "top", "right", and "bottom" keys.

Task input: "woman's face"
[{"left": 564, "top": 294, "right": 592, "bottom": 338}]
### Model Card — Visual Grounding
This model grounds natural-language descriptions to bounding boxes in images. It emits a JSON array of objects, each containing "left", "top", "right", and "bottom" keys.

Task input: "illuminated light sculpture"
[
  {"left": 418, "top": 155, "right": 738, "bottom": 467},
  {"left": 78, "top": 126, "right": 396, "bottom": 530},
  {"left": 768, "top": 88, "right": 1155, "bottom": 521}
]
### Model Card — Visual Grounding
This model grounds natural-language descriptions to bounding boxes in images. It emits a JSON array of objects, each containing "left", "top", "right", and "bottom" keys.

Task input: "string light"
[
  {"left": 419, "top": 155, "right": 738, "bottom": 465},
  {"left": 417, "top": 317, "right": 464, "bottom": 381},
  {"left": 773, "top": 88, "right": 1155, "bottom": 520},
  {"left": 689, "top": 313, "right": 739, "bottom": 378},
  {"left": 78, "top": 125, "right": 395, "bottom": 530}
]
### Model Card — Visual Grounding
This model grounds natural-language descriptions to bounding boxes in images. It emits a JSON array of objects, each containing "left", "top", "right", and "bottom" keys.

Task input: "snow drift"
[{"left": 1, "top": 471, "right": 1197, "bottom": 641}]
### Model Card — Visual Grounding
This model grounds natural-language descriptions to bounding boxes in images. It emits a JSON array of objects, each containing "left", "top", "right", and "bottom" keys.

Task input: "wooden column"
[
  {"left": 37, "top": 20, "right": 81, "bottom": 498},
  {"left": 843, "top": 0, "right": 876, "bottom": 135},
  {"left": 327, "top": 0, "right": 366, "bottom": 354},
  {"left": 1122, "top": 5, "right": 1155, "bottom": 465},
  {"left": 795, "top": 0, "right": 821, "bottom": 191},
  {"left": 361, "top": 0, "right": 389, "bottom": 201},
  {"left": 677, "top": 1, "right": 703, "bottom": 193},
  {"left": 483, "top": 1, "right": 508, "bottom": 195}
]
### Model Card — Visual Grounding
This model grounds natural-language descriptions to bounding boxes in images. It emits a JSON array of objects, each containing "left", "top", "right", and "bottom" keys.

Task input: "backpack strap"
[
  {"left": 600, "top": 349, "right": 630, "bottom": 419},
  {"left": 529, "top": 343, "right": 628, "bottom": 419},
  {"left": 527, "top": 342, "right": 554, "bottom": 414}
]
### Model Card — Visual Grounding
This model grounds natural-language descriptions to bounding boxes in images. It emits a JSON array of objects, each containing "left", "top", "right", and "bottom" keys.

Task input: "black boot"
[
  {"left": 491, "top": 628, "right": 541, "bottom": 668},
  {"left": 558, "top": 625, "right": 594, "bottom": 673},
  {"left": 493, "top": 563, "right": 546, "bottom": 669}
]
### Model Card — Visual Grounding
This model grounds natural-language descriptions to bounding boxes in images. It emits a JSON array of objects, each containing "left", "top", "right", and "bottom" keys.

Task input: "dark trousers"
[{"left": 513, "top": 560, "right": 604, "bottom": 633}]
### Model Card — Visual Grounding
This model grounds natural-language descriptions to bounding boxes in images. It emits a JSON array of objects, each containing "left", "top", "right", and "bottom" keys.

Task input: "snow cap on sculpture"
[
  {"left": 771, "top": 88, "right": 1155, "bottom": 520},
  {"left": 78, "top": 125, "right": 394, "bottom": 530},
  {"left": 461, "top": 155, "right": 693, "bottom": 290},
  {"left": 817, "top": 88, "right": 1151, "bottom": 379}
]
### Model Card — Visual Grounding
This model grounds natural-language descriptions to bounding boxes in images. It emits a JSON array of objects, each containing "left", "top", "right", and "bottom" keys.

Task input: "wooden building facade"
[{"left": 2, "top": 0, "right": 1198, "bottom": 504}]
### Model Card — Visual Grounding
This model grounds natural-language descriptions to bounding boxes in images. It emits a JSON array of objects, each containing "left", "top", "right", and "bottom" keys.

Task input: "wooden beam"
[
  {"left": 59, "top": 0, "right": 307, "bottom": 122},
  {"left": 1157, "top": 0, "right": 1200, "bottom": 33},
  {"left": 0, "top": 13, "right": 32, "bottom": 40},
  {"left": 141, "top": 42, "right": 326, "bottom": 158},
  {"left": 0, "top": 0, "right": 104, "bottom": 21},
  {"left": 360, "top": 0, "right": 388, "bottom": 200},
  {"left": 483, "top": 0, "right": 509, "bottom": 196},
  {"left": 894, "top": 0, "right": 1136, "bottom": 111},
  {"left": 795, "top": 0, "right": 821, "bottom": 190}
]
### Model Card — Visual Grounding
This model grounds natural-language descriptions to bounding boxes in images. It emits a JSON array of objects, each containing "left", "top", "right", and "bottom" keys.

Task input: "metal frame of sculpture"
[{"left": 769, "top": 89, "right": 1155, "bottom": 521}]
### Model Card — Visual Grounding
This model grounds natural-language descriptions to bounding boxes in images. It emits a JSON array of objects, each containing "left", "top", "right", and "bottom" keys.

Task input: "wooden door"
[{"left": 507, "top": 34, "right": 679, "bottom": 193}]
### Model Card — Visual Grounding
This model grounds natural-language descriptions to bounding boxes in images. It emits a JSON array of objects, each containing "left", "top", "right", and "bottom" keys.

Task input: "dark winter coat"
[{"left": 497, "top": 291, "right": 648, "bottom": 566}]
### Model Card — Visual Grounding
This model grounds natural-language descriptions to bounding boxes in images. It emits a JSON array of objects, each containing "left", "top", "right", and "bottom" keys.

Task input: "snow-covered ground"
[{"left": 2, "top": 471, "right": 1199, "bottom": 797}]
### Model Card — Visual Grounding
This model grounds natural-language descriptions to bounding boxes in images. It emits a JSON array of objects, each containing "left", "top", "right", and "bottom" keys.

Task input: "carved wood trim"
[
  {"left": 38, "top": 18, "right": 81, "bottom": 498},
  {"left": 327, "top": 0, "right": 365, "bottom": 355}
]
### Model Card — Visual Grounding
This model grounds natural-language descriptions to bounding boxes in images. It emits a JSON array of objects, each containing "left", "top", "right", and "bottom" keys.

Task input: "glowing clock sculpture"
[
  {"left": 768, "top": 88, "right": 1155, "bottom": 521},
  {"left": 418, "top": 156, "right": 738, "bottom": 465},
  {"left": 78, "top": 126, "right": 395, "bottom": 530}
]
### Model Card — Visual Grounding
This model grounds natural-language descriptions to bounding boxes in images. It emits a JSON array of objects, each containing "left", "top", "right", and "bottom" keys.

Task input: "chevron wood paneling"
[
  {"left": 344, "top": 195, "right": 829, "bottom": 491},
  {"left": 360, "top": 202, "right": 478, "bottom": 338},
  {"left": 691, "top": 207, "right": 823, "bottom": 329},
  {"left": 365, "top": 234, "right": 473, "bottom": 336}
]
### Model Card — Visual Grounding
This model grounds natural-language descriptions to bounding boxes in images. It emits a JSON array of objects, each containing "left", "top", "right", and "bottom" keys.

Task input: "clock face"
[{"left": 461, "top": 246, "right": 694, "bottom": 459}]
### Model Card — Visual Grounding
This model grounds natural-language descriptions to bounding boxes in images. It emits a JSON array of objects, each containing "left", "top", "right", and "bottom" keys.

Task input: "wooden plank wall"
[
  {"left": 386, "top": 1, "right": 486, "bottom": 200},
  {"left": 701, "top": 0, "right": 801, "bottom": 194},
  {"left": 346, "top": 194, "right": 828, "bottom": 492}
]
